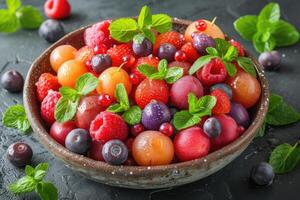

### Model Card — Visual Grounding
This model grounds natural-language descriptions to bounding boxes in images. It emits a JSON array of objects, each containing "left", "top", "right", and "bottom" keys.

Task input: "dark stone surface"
[{"left": 0, "top": 0, "right": 299, "bottom": 199}]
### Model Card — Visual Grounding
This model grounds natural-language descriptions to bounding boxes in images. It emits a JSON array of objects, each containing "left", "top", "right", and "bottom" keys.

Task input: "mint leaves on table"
[
  {"left": 234, "top": 2, "right": 299, "bottom": 53},
  {"left": 173, "top": 93, "right": 216, "bottom": 130},
  {"left": 55, "top": 73, "right": 99, "bottom": 123},
  {"left": 2, "top": 104, "right": 31, "bottom": 133},
  {"left": 137, "top": 59, "right": 184, "bottom": 84},
  {"left": 269, "top": 143, "right": 300, "bottom": 174},
  {"left": 109, "top": 5, "right": 172, "bottom": 43},
  {"left": 0, "top": 0, "right": 43, "bottom": 33},
  {"left": 189, "top": 38, "right": 257, "bottom": 77},
  {"left": 8, "top": 163, "right": 58, "bottom": 200},
  {"left": 107, "top": 83, "right": 142, "bottom": 125}
]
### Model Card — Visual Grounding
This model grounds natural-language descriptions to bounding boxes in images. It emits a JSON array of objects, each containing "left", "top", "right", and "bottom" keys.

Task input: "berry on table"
[
  {"left": 250, "top": 162, "right": 275, "bottom": 186},
  {"left": 88, "top": 140, "right": 104, "bottom": 161},
  {"left": 132, "top": 37, "right": 153, "bottom": 57},
  {"left": 210, "top": 83, "right": 232, "bottom": 100},
  {"left": 40, "top": 90, "right": 61, "bottom": 125},
  {"left": 203, "top": 117, "right": 222, "bottom": 138},
  {"left": 38, "top": 19, "right": 65, "bottom": 43},
  {"left": 211, "top": 89, "right": 231, "bottom": 114},
  {"left": 174, "top": 50, "right": 187, "bottom": 62},
  {"left": 195, "top": 19, "right": 207, "bottom": 31},
  {"left": 192, "top": 32, "right": 216, "bottom": 55},
  {"left": 258, "top": 51, "right": 281, "bottom": 70},
  {"left": 157, "top": 43, "right": 177, "bottom": 62},
  {"left": 44, "top": 0, "right": 71, "bottom": 19},
  {"left": 65, "top": 128, "right": 91, "bottom": 155},
  {"left": 36, "top": 73, "right": 60, "bottom": 102},
  {"left": 7, "top": 142, "right": 33, "bottom": 167},
  {"left": 102, "top": 139, "right": 128, "bottom": 165},
  {"left": 50, "top": 121, "right": 77, "bottom": 146},
  {"left": 180, "top": 42, "right": 200, "bottom": 63},
  {"left": 98, "top": 94, "right": 113, "bottom": 108},
  {"left": 1, "top": 70, "right": 24, "bottom": 93},
  {"left": 91, "top": 54, "right": 112, "bottom": 74},
  {"left": 50, "top": 45, "right": 77, "bottom": 72},
  {"left": 159, "top": 122, "right": 174, "bottom": 137},
  {"left": 153, "top": 31, "right": 185, "bottom": 55},
  {"left": 130, "top": 123, "right": 145, "bottom": 137}
]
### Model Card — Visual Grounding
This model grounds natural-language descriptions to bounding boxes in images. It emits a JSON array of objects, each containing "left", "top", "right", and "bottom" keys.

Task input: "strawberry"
[
  {"left": 36, "top": 73, "right": 60, "bottom": 102},
  {"left": 180, "top": 42, "right": 200, "bottom": 63},
  {"left": 153, "top": 31, "right": 185, "bottom": 54},
  {"left": 89, "top": 111, "right": 128, "bottom": 143},
  {"left": 132, "top": 56, "right": 160, "bottom": 79},
  {"left": 41, "top": 90, "right": 61, "bottom": 125},
  {"left": 107, "top": 43, "right": 135, "bottom": 70},
  {"left": 211, "top": 89, "right": 231, "bottom": 114}
]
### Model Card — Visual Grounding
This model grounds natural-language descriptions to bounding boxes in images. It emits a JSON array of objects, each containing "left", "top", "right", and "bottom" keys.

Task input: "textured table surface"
[{"left": 0, "top": 0, "right": 300, "bottom": 199}]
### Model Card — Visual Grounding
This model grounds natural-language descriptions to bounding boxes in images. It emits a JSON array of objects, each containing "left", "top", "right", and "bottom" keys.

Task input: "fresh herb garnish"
[
  {"left": 234, "top": 2, "right": 299, "bottom": 53},
  {"left": 0, "top": 0, "right": 43, "bottom": 33},
  {"left": 2, "top": 104, "right": 31, "bottom": 133},
  {"left": 107, "top": 83, "right": 142, "bottom": 125},
  {"left": 109, "top": 5, "right": 172, "bottom": 43},
  {"left": 8, "top": 163, "right": 58, "bottom": 200},
  {"left": 189, "top": 38, "right": 257, "bottom": 77},
  {"left": 54, "top": 73, "right": 99, "bottom": 123},
  {"left": 173, "top": 93, "right": 216, "bottom": 130}
]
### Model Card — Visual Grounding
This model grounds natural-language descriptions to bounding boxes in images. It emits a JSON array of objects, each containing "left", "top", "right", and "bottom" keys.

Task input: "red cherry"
[
  {"left": 50, "top": 121, "right": 76, "bottom": 146},
  {"left": 44, "top": 0, "right": 71, "bottom": 20},
  {"left": 88, "top": 140, "right": 104, "bottom": 161},
  {"left": 98, "top": 94, "right": 113, "bottom": 108},
  {"left": 129, "top": 73, "right": 142, "bottom": 85},
  {"left": 130, "top": 123, "right": 145, "bottom": 137},
  {"left": 174, "top": 50, "right": 187, "bottom": 62},
  {"left": 159, "top": 122, "right": 174, "bottom": 137},
  {"left": 195, "top": 19, "right": 207, "bottom": 31},
  {"left": 93, "top": 44, "right": 108, "bottom": 54}
]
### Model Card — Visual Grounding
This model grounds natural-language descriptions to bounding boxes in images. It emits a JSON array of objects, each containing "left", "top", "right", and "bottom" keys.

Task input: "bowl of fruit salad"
[{"left": 24, "top": 7, "right": 269, "bottom": 189}]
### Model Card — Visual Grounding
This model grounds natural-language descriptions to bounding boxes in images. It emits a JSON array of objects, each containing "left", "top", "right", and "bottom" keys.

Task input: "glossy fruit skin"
[
  {"left": 135, "top": 79, "right": 169, "bottom": 109},
  {"left": 132, "top": 131, "right": 174, "bottom": 166},
  {"left": 153, "top": 31, "right": 185, "bottom": 54},
  {"left": 44, "top": 0, "right": 71, "bottom": 19},
  {"left": 65, "top": 128, "right": 91, "bottom": 155},
  {"left": 229, "top": 39, "right": 245, "bottom": 57},
  {"left": 180, "top": 42, "right": 200, "bottom": 63},
  {"left": 1, "top": 70, "right": 24, "bottom": 93},
  {"left": 91, "top": 54, "right": 112, "bottom": 74},
  {"left": 57, "top": 59, "right": 88, "bottom": 88},
  {"left": 210, "top": 114, "right": 239, "bottom": 151},
  {"left": 129, "top": 72, "right": 143, "bottom": 85},
  {"left": 210, "top": 83, "right": 232, "bottom": 100},
  {"left": 169, "top": 61, "right": 191, "bottom": 76},
  {"left": 102, "top": 139, "right": 128, "bottom": 165},
  {"left": 229, "top": 102, "right": 250, "bottom": 128},
  {"left": 36, "top": 73, "right": 60, "bottom": 102},
  {"left": 75, "top": 46, "right": 94, "bottom": 64},
  {"left": 50, "top": 45, "right": 77, "bottom": 72},
  {"left": 98, "top": 94, "right": 113, "bottom": 108},
  {"left": 131, "top": 123, "right": 145, "bottom": 137},
  {"left": 195, "top": 19, "right": 207, "bottom": 31},
  {"left": 192, "top": 33, "right": 216, "bottom": 55},
  {"left": 226, "top": 70, "right": 261, "bottom": 108},
  {"left": 159, "top": 122, "right": 174, "bottom": 137},
  {"left": 7, "top": 142, "right": 33, "bottom": 167},
  {"left": 141, "top": 101, "right": 171, "bottom": 130},
  {"left": 88, "top": 140, "right": 104, "bottom": 161},
  {"left": 107, "top": 43, "right": 135, "bottom": 70},
  {"left": 174, "top": 127, "right": 210, "bottom": 162},
  {"left": 50, "top": 121, "right": 77, "bottom": 146},
  {"left": 170, "top": 76, "right": 203, "bottom": 109},
  {"left": 96, "top": 67, "right": 132, "bottom": 98},
  {"left": 258, "top": 51, "right": 281, "bottom": 70},
  {"left": 41, "top": 90, "right": 61, "bottom": 125},
  {"left": 39, "top": 19, "right": 65, "bottom": 43},
  {"left": 75, "top": 96, "right": 105, "bottom": 130},
  {"left": 203, "top": 117, "right": 222, "bottom": 138},
  {"left": 250, "top": 162, "right": 275, "bottom": 186},
  {"left": 211, "top": 89, "right": 231, "bottom": 114},
  {"left": 157, "top": 43, "right": 177, "bottom": 62},
  {"left": 132, "top": 37, "right": 153, "bottom": 57},
  {"left": 174, "top": 50, "right": 187, "bottom": 62},
  {"left": 132, "top": 56, "right": 160, "bottom": 79}
]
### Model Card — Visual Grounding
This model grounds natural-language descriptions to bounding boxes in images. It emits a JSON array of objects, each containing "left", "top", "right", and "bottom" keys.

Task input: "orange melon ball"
[
  {"left": 50, "top": 45, "right": 77, "bottom": 72},
  {"left": 132, "top": 131, "right": 174, "bottom": 166}
]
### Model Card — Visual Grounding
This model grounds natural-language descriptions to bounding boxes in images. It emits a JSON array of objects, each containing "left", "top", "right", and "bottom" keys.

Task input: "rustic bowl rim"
[{"left": 23, "top": 18, "right": 269, "bottom": 176}]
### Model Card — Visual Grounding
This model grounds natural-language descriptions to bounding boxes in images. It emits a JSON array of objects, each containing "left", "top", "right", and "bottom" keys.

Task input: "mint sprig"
[
  {"left": 8, "top": 163, "right": 58, "bottom": 200},
  {"left": 173, "top": 93, "right": 216, "bottom": 130},
  {"left": 234, "top": 2, "right": 299, "bottom": 52},
  {"left": 109, "top": 6, "right": 172, "bottom": 43},
  {"left": 137, "top": 59, "right": 183, "bottom": 84},
  {"left": 107, "top": 83, "right": 142, "bottom": 125},
  {"left": 55, "top": 73, "right": 98, "bottom": 123}
]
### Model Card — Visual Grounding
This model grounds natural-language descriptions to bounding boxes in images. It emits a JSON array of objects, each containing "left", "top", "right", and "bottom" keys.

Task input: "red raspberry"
[
  {"left": 196, "top": 58, "right": 227, "bottom": 86},
  {"left": 36, "top": 73, "right": 60, "bottom": 102},
  {"left": 40, "top": 90, "right": 61, "bottom": 125},
  {"left": 181, "top": 42, "right": 200, "bottom": 63},
  {"left": 107, "top": 43, "right": 135, "bottom": 70},
  {"left": 89, "top": 111, "right": 128, "bottom": 143},
  {"left": 229, "top": 39, "right": 245, "bottom": 57},
  {"left": 132, "top": 56, "right": 160, "bottom": 79},
  {"left": 211, "top": 89, "right": 231, "bottom": 114},
  {"left": 153, "top": 31, "right": 185, "bottom": 54},
  {"left": 84, "top": 20, "right": 114, "bottom": 48},
  {"left": 44, "top": 0, "right": 71, "bottom": 20}
]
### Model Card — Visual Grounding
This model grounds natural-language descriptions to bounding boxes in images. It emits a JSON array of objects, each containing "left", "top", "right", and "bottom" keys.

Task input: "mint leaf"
[
  {"left": 253, "top": 32, "right": 267, "bottom": 53},
  {"left": 25, "top": 165, "right": 35, "bottom": 177},
  {"left": 257, "top": 20, "right": 276, "bottom": 34},
  {"left": 122, "top": 106, "right": 142, "bottom": 125},
  {"left": 138, "top": 6, "right": 152, "bottom": 29},
  {"left": 173, "top": 111, "right": 201, "bottom": 130},
  {"left": 233, "top": 15, "right": 258, "bottom": 41},
  {"left": 2, "top": 104, "right": 31, "bottom": 133},
  {"left": 107, "top": 103, "right": 127, "bottom": 113},
  {"left": 35, "top": 163, "right": 49, "bottom": 171},
  {"left": 165, "top": 67, "right": 183, "bottom": 84},
  {"left": 272, "top": 20, "right": 300, "bottom": 47},
  {"left": 133, "top": 34, "right": 145, "bottom": 45},
  {"left": 223, "top": 46, "right": 238, "bottom": 62},
  {"left": 215, "top": 38, "right": 231, "bottom": 57},
  {"left": 236, "top": 57, "right": 257, "bottom": 77},
  {"left": 189, "top": 55, "right": 215, "bottom": 75},
  {"left": 148, "top": 59, "right": 167, "bottom": 80},
  {"left": 54, "top": 96, "right": 80, "bottom": 123},
  {"left": 268, "top": 93, "right": 283, "bottom": 112},
  {"left": 75, "top": 73, "right": 98, "bottom": 95},
  {"left": 196, "top": 95, "right": 217, "bottom": 116},
  {"left": 0, "top": 10, "right": 20, "bottom": 33},
  {"left": 151, "top": 14, "right": 172, "bottom": 33},
  {"left": 142, "top": 28, "right": 155, "bottom": 43},
  {"left": 109, "top": 18, "right": 138, "bottom": 42},
  {"left": 137, "top": 64, "right": 157, "bottom": 77},
  {"left": 59, "top": 87, "right": 78, "bottom": 100},
  {"left": 16, "top": 6, "right": 43, "bottom": 29},
  {"left": 224, "top": 62, "right": 237, "bottom": 77},
  {"left": 269, "top": 143, "right": 300, "bottom": 174},
  {"left": 206, "top": 47, "right": 219, "bottom": 56},
  {"left": 7, "top": 0, "right": 22, "bottom": 12},
  {"left": 188, "top": 93, "right": 199, "bottom": 114},
  {"left": 258, "top": 3, "right": 280, "bottom": 23},
  {"left": 115, "top": 83, "right": 130, "bottom": 109},
  {"left": 8, "top": 176, "right": 36, "bottom": 194},
  {"left": 34, "top": 170, "right": 46, "bottom": 181},
  {"left": 36, "top": 182, "right": 58, "bottom": 200}
]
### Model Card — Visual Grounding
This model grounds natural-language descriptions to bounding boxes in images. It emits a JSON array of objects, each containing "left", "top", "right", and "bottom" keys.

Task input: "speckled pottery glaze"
[{"left": 23, "top": 18, "right": 269, "bottom": 189}]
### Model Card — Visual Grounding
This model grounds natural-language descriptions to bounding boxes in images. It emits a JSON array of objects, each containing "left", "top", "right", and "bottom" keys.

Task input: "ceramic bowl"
[{"left": 23, "top": 18, "right": 269, "bottom": 189}]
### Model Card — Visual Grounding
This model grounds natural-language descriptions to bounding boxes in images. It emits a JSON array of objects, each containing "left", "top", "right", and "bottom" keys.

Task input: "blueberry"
[
  {"left": 250, "top": 162, "right": 275, "bottom": 186},
  {"left": 1, "top": 70, "right": 24, "bottom": 93},
  {"left": 203, "top": 117, "right": 222, "bottom": 138},
  {"left": 157, "top": 43, "right": 177, "bottom": 62},
  {"left": 192, "top": 33, "right": 216, "bottom": 55},
  {"left": 229, "top": 103, "right": 250, "bottom": 128},
  {"left": 91, "top": 54, "right": 112, "bottom": 74},
  {"left": 102, "top": 139, "right": 128, "bottom": 165},
  {"left": 210, "top": 83, "right": 233, "bottom": 100},
  {"left": 258, "top": 51, "right": 281, "bottom": 70},
  {"left": 39, "top": 19, "right": 65, "bottom": 43},
  {"left": 7, "top": 142, "right": 33, "bottom": 167},
  {"left": 65, "top": 128, "right": 91, "bottom": 155},
  {"left": 132, "top": 37, "right": 153, "bottom": 57}
]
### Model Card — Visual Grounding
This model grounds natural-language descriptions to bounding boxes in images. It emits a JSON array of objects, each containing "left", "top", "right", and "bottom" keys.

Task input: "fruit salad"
[{"left": 36, "top": 6, "right": 261, "bottom": 166}]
